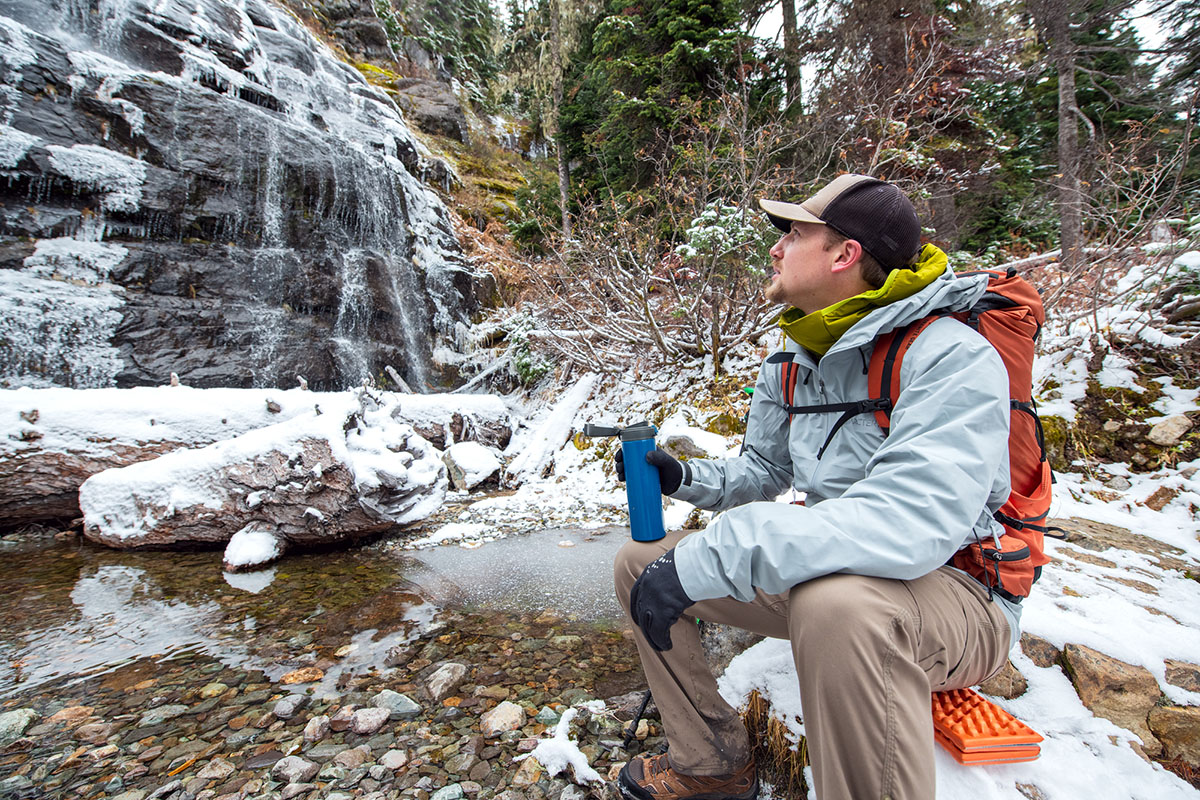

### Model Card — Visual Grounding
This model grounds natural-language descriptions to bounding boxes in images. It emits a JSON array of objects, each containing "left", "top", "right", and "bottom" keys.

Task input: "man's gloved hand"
[
  {"left": 629, "top": 548, "right": 693, "bottom": 651},
  {"left": 614, "top": 448, "right": 684, "bottom": 495}
]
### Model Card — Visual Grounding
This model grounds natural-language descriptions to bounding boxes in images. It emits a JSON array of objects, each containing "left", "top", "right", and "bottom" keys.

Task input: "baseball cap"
[{"left": 759, "top": 174, "right": 921, "bottom": 270}]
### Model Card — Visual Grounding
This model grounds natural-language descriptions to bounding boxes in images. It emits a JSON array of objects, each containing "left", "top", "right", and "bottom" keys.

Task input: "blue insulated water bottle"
[{"left": 583, "top": 421, "right": 666, "bottom": 542}]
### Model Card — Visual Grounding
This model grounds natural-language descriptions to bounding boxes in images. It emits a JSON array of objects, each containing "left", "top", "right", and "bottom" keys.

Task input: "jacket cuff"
[{"left": 673, "top": 531, "right": 731, "bottom": 602}]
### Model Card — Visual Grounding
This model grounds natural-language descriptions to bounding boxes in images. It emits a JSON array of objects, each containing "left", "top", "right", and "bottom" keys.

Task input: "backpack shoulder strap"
[{"left": 867, "top": 315, "right": 943, "bottom": 434}]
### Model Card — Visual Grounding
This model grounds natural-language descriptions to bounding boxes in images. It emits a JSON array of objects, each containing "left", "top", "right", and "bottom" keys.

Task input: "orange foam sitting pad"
[{"left": 932, "top": 688, "right": 1043, "bottom": 765}]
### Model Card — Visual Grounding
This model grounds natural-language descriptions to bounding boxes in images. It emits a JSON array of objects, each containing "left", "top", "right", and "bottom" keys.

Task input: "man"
[{"left": 614, "top": 174, "right": 1016, "bottom": 800}]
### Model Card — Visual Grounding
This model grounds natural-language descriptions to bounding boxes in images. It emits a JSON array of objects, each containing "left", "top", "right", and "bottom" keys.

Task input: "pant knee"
[
  {"left": 788, "top": 575, "right": 917, "bottom": 661},
  {"left": 613, "top": 539, "right": 660, "bottom": 611}
]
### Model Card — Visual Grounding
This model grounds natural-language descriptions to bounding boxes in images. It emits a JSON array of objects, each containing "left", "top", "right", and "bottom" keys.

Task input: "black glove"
[
  {"left": 614, "top": 448, "right": 684, "bottom": 495},
  {"left": 629, "top": 548, "right": 693, "bottom": 651}
]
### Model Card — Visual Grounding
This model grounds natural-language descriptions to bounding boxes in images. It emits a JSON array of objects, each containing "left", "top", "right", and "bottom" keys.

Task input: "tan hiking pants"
[{"left": 615, "top": 530, "right": 1012, "bottom": 800}]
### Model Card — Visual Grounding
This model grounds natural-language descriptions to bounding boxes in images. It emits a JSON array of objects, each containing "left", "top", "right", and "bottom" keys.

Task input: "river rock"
[
  {"left": 351, "top": 707, "right": 391, "bottom": 735},
  {"left": 1148, "top": 705, "right": 1200, "bottom": 767},
  {"left": 372, "top": 689, "right": 422, "bottom": 720},
  {"left": 379, "top": 749, "right": 409, "bottom": 770},
  {"left": 146, "top": 780, "right": 182, "bottom": 799},
  {"left": 1061, "top": 644, "right": 1162, "bottom": 755},
  {"left": 511, "top": 757, "right": 543, "bottom": 787},
  {"left": 0, "top": 709, "right": 38, "bottom": 743},
  {"left": 272, "top": 755, "right": 320, "bottom": 784},
  {"left": 79, "top": 399, "right": 447, "bottom": 568},
  {"left": 304, "top": 715, "right": 331, "bottom": 742},
  {"left": 196, "top": 759, "right": 236, "bottom": 780},
  {"left": 535, "top": 706, "right": 561, "bottom": 726},
  {"left": 281, "top": 785, "right": 316, "bottom": 800},
  {"left": 330, "top": 706, "right": 357, "bottom": 732},
  {"left": 273, "top": 695, "right": 309, "bottom": 720},
  {"left": 1147, "top": 415, "right": 1193, "bottom": 446},
  {"left": 199, "top": 682, "right": 228, "bottom": 699},
  {"left": 431, "top": 784, "right": 466, "bottom": 800},
  {"left": 75, "top": 721, "right": 118, "bottom": 744},
  {"left": 137, "top": 705, "right": 189, "bottom": 727},
  {"left": 334, "top": 744, "right": 372, "bottom": 768},
  {"left": 480, "top": 701, "right": 526, "bottom": 737},
  {"left": 428, "top": 663, "right": 469, "bottom": 702}
]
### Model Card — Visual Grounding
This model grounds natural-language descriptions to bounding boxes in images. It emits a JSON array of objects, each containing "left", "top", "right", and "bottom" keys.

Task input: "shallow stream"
[{"left": 0, "top": 525, "right": 632, "bottom": 700}]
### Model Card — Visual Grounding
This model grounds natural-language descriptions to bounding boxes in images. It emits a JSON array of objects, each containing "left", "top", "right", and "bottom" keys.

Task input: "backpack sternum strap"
[{"left": 783, "top": 398, "right": 892, "bottom": 459}]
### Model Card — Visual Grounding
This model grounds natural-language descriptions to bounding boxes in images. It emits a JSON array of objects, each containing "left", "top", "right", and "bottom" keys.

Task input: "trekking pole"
[{"left": 623, "top": 689, "right": 654, "bottom": 751}]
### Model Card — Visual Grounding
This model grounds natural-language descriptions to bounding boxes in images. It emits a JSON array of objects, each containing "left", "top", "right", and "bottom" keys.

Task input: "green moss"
[
  {"left": 354, "top": 62, "right": 402, "bottom": 89},
  {"left": 1041, "top": 415, "right": 1069, "bottom": 473},
  {"left": 704, "top": 410, "right": 745, "bottom": 437}
]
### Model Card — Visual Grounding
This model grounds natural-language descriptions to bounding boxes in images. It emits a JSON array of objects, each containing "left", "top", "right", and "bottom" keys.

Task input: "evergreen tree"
[{"left": 558, "top": 0, "right": 760, "bottom": 197}]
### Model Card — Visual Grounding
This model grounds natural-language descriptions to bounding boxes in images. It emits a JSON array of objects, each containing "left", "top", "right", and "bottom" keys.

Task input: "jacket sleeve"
[
  {"left": 670, "top": 355, "right": 794, "bottom": 510},
  {"left": 673, "top": 320, "right": 1011, "bottom": 603}
]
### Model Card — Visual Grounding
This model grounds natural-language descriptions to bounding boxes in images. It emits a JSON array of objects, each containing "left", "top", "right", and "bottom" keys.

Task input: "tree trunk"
[
  {"left": 1035, "top": 0, "right": 1084, "bottom": 272},
  {"left": 780, "top": 0, "right": 801, "bottom": 109},
  {"left": 551, "top": 0, "right": 572, "bottom": 238},
  {"left": 1056, "top": 41, "right": 1084, "bottom": 271}
]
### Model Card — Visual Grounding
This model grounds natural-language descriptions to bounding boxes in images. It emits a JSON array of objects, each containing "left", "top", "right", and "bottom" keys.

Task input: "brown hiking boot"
[{"left": 617, "top": 752, "right": 758, "bottom": 800}]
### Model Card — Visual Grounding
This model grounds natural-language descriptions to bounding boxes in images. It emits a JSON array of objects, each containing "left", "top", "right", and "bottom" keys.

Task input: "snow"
[
  {"left": 223, "top": 525, "right": 282, "bottom": 571},
  {"left": 24, "top": 237, "right": 128, "bottom": 285},
  {"left": 46, "top": 143, "right": 146, "bottom": 213},
  {"left": 77, "top": 390, "right": 455, "bottom": 542},
  {"left": 406, "top": 522, "right": 494, "bottom": 549},
  {"left": 1150, "top": 376, "right": 1200, "bottom": 422},
  {"left": 0, "top": 123, "right": 40, "bottom": 167},
  {"left": 444, "top": 441, "right": 501, "bottom": 489},
  {"left": 0, "top": 386, "right": 332, "bottom": 456},
  {"left": 513, "top": 707, "right": 604, "bottom": 785},
  {"left": 505, "top": 373, "right": 599, "bottom": 480},
  {"left": 0, "top": 269, "right": 125, "bottom": 389}
]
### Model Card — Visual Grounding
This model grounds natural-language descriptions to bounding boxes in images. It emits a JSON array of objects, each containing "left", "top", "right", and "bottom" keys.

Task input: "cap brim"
[{"left": 758, "top": 198, "right": 825, "bottom": 233}]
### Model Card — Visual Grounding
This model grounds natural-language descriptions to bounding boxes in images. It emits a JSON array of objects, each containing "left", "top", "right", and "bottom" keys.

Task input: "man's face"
[{"left": 765, "top": 221, "right": 845, "bottom": 313}]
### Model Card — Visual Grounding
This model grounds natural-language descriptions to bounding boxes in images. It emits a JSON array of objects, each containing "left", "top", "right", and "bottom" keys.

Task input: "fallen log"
[
  {"left": 0, "top": 387, "right": 320, "bottom": 528},
  {"left": 79, "top": 393, "right": 448, "bottom": 571},
  {"left": 1, "top": 387, "right": 513, "bottom": 529}
]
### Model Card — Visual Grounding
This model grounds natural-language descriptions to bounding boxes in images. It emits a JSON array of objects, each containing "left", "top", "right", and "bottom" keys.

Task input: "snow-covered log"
[
  {"left": 0, "top": 388, "right": 513, "bottom": 528},
  {"left": 393, "top": 393, "right": 514, "bottom": 451},
  {"left": 79, "top": 394, "right": 448, "bottom": 571},
  {"left": 0, "top": 387, "right": 321, "bottom": 527}
]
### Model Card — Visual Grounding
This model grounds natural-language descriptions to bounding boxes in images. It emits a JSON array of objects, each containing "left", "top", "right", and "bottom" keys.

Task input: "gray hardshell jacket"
[{"left": 672, "top": 267, "right": 1016, "bottom": 630}]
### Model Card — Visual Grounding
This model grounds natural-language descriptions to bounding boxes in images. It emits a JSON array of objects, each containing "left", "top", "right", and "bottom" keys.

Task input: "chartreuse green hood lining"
[{"left": 777, "top": 243, "right": 948, "bottom": 355}]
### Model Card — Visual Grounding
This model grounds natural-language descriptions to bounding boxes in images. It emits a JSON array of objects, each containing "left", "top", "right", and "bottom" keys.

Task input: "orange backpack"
[
  {"left": 783, "top": 268, "right": 1058, "bottom": 601},
  {"left": 871, "top": 269, "right": 1057, "bottom": 600}
]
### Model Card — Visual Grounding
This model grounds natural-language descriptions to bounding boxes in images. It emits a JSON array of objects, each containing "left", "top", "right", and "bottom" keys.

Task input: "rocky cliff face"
[{"left": 0, "top": 0, "right": 488, "bottom": 391}]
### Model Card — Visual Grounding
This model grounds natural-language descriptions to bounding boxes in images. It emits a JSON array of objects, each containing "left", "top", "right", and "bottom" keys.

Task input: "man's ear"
[{"left": 829, "top": 238, "right": 863, "bottom": 274}]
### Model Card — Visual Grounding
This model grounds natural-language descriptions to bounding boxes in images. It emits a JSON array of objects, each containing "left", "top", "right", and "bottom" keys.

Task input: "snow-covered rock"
[{"left": 443, "top": 442, "right": 501, "bottom": 490}]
